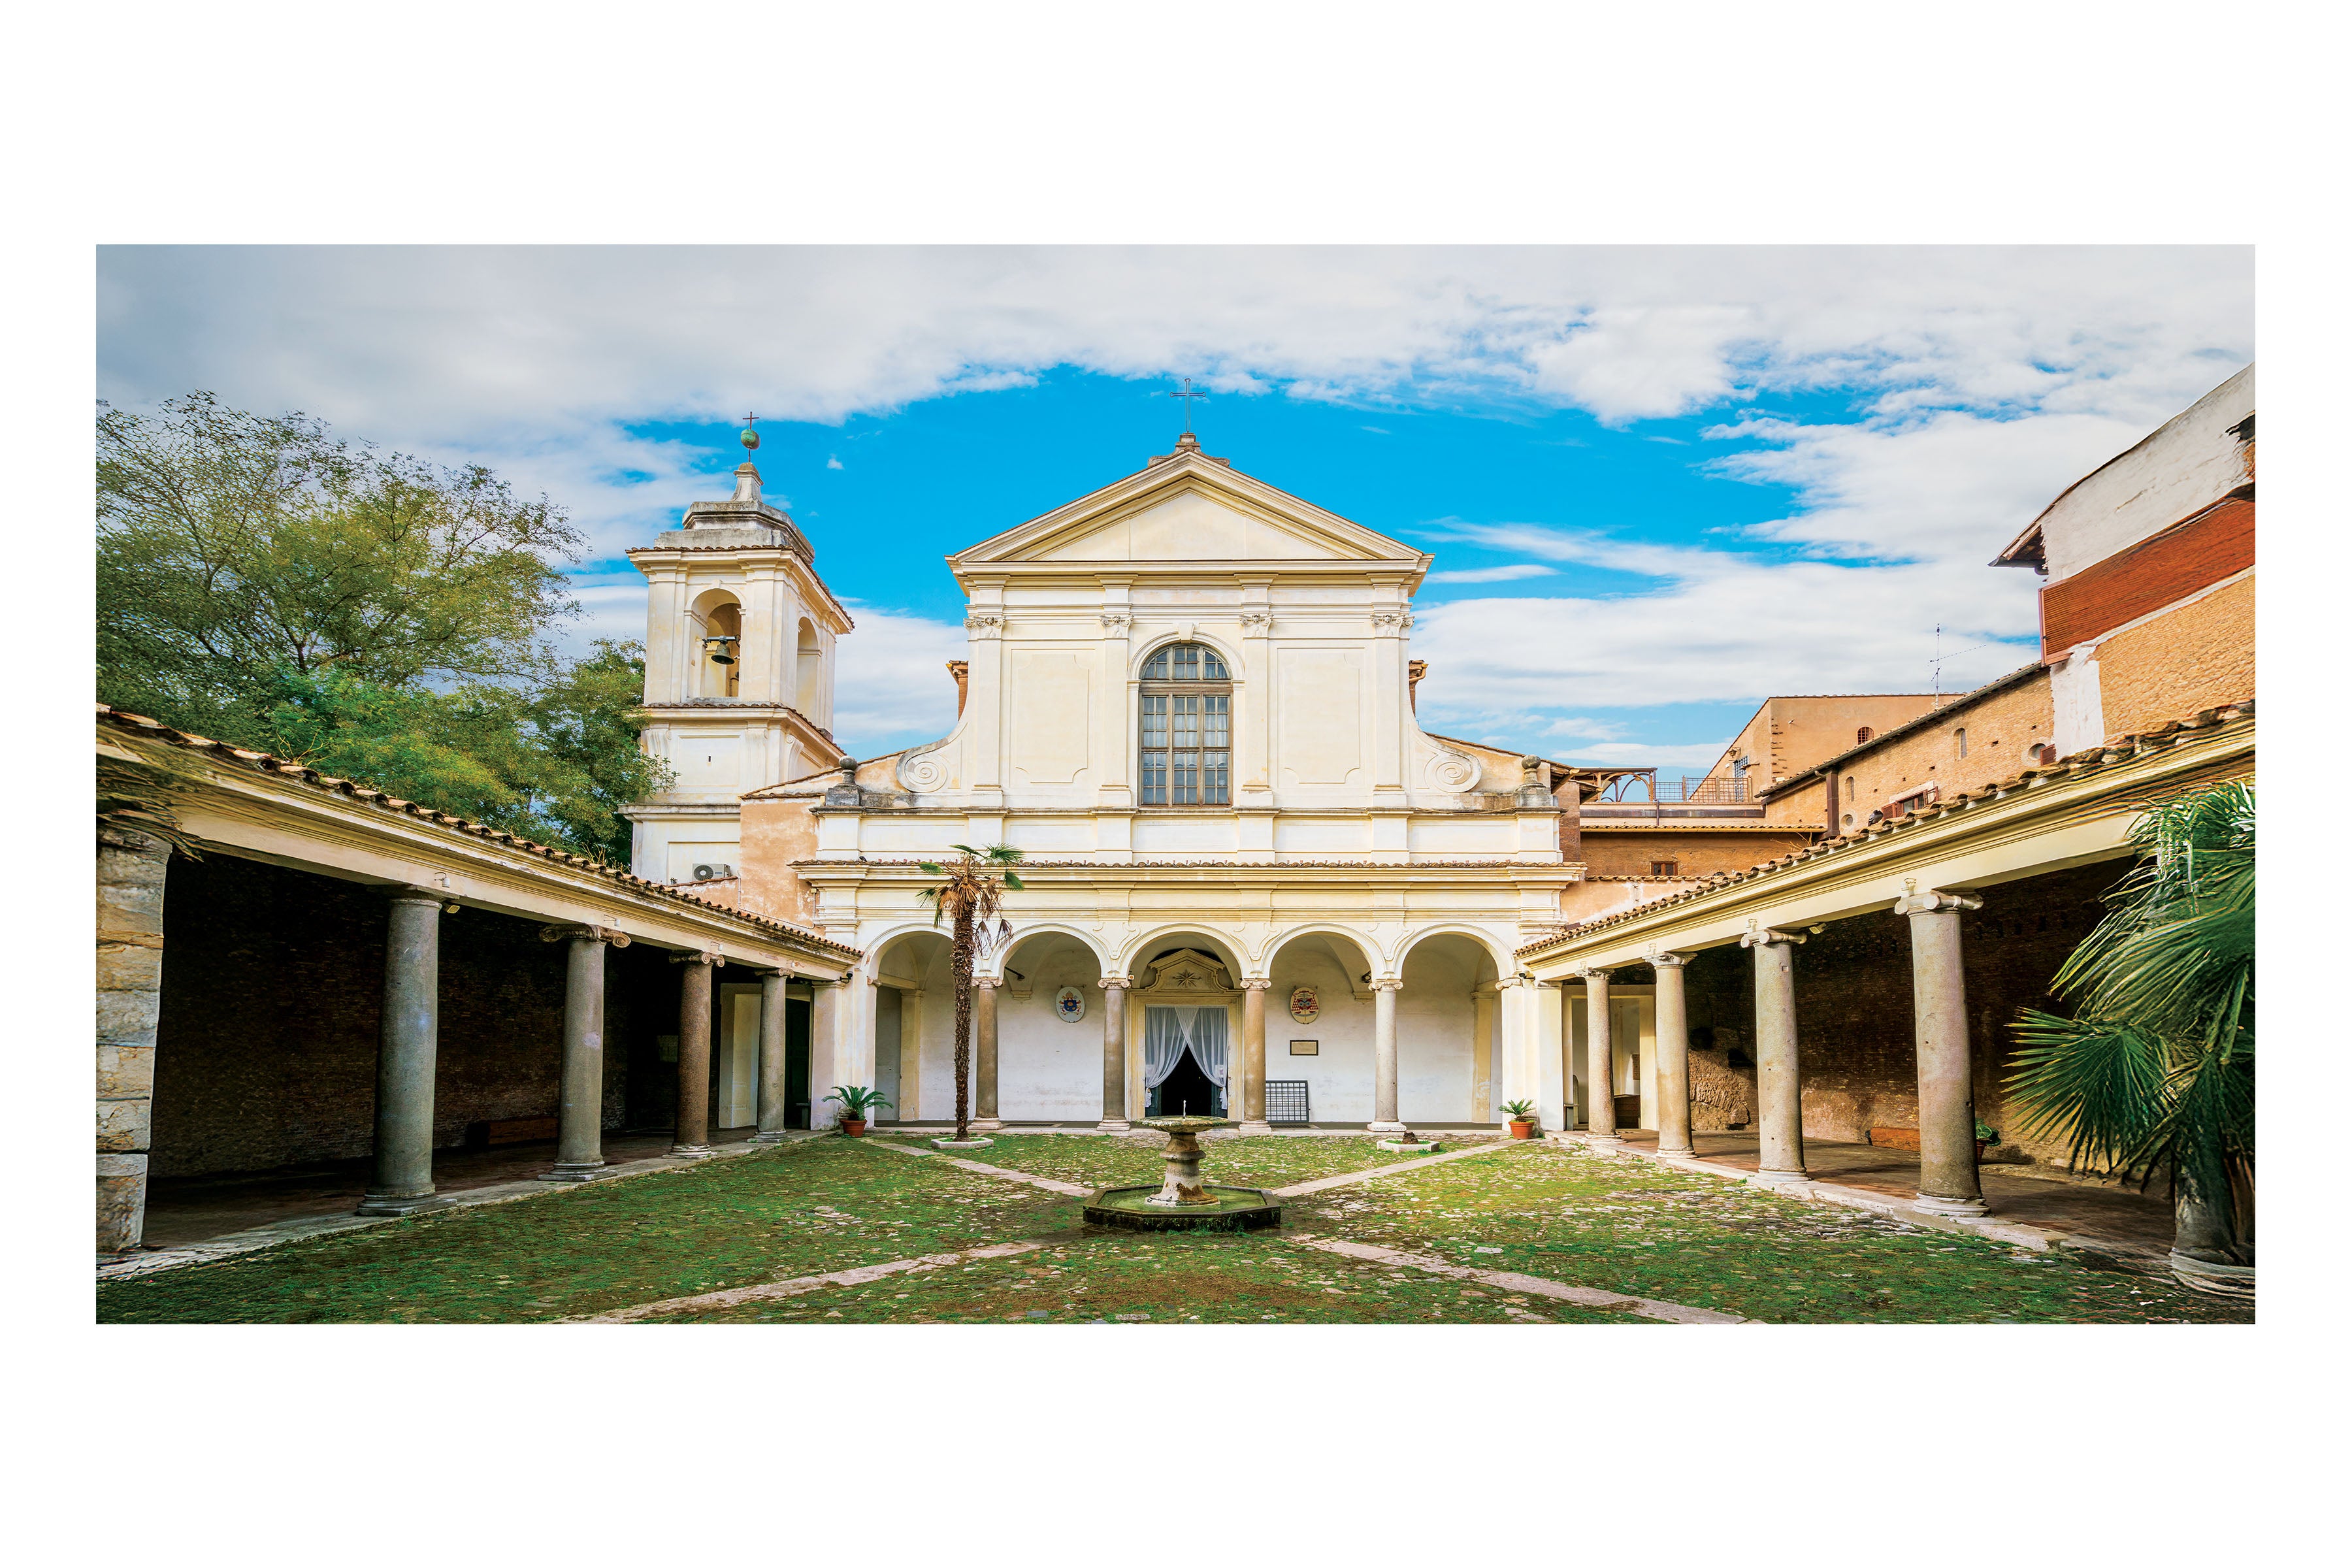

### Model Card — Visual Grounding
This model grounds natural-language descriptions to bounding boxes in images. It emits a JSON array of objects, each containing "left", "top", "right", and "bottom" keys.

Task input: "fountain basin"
[{"left": 1083, "top": 1184, "right": 1283, "bottom": 1232}]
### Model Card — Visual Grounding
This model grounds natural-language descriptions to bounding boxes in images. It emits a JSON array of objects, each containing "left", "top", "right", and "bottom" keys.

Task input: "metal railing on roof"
[{"left": 1588, "top": 769, "right": 1752, "bottom": 806}]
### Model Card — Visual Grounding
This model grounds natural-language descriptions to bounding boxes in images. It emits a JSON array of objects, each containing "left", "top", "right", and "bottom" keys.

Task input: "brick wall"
[
  {"left": 2042, "top": 497, "right": 2254, "bottom": 655},
  {"left": 2095, "top": 573, "right": 2255, "bottom": 738},
  {"left": 1825, "top": 672, "right": 2054, "bottom": 834},
  {"left": 1671, "top": 859, "right": 2121, "bottom": 1157},
  {"left": 1580, "top": 828, "right": 1815, "bottom": 879},
  {"left": 149, "top": 853, "right": 666, "bottom": 1179}
]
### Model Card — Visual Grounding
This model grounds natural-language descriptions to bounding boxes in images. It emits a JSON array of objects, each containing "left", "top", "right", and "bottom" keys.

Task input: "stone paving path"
[
  {"left": 1282, "top": 1234, "right": 1744, "bottom": 1324},
  {"left": 576, "top": 1240, "right": 1049, "bottom": 1324}
]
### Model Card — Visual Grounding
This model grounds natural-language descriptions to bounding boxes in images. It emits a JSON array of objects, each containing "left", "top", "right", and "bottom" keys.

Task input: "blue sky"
[{"left": 96, "top": 246, "right": 2253, "bottom": 772}]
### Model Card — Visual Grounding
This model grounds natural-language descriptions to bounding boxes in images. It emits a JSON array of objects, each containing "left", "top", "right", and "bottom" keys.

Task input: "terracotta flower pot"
[
  {"left": 840, "top": 1119, "right": 867, "bottom": 1138},
  {"left": 1509, "top": 1119, "right": 1537, "bottom": 1140}
]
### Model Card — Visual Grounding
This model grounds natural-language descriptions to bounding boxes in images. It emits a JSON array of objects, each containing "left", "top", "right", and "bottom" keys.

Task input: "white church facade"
[{"left": 634, "top": 434, "right": 1653, "bottom": 1134}]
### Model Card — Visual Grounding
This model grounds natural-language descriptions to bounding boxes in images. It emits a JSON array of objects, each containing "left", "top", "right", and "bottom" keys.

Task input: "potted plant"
[
  {"left": 1974, "top": 1117, "right": 1999, "bottom": 1156},
  {"left": 1502, "top": 1099, "right": 1539, "bottom": 1139},
  {"left": 825, "top": 1085, "right": 893, "bottom": 1137}
]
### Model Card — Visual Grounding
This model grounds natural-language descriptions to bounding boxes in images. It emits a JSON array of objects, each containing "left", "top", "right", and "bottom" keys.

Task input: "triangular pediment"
[{"left": 953, "top": 449, "right": 1428, "bottom": 571}]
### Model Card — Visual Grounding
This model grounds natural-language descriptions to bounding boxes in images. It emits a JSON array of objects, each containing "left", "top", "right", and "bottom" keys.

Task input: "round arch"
[
  {"left": 1262, "top": 923, "right": 1384, "bottom": 982},
  {"left": 1115, "top": 924, "right": 1247, "bottom": 981},
  {"left": 1393, "top": 923, "right": 1516, "bottom": 977},
  {"left": 1130, "top": 630, "right": 1247, "bottom": 683},
  {"left": 985, "top": 923, "right": 1111, "bottom": 981}
]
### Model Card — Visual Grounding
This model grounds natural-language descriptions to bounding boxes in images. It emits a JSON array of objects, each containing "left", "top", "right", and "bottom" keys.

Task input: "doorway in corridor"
[{"left": 1151, "top": 1051, "right": 1222, "bottom": 1117}]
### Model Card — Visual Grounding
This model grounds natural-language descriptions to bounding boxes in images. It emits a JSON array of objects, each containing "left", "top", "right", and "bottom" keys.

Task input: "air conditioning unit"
[{"left": 691, "top": 862, "right": 734, "bottom": 881}]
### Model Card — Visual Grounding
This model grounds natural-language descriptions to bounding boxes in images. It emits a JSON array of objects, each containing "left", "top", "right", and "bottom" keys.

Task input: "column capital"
[
  {"left": 1371, "top": 977, "right": 1403, "bottom": 992},
  {"left": 540, "top": 923, "right": 631, "bottom": 947},
  {"left": 1098, "top": 975, "right": 1132, "bottom": 990},
  {"left": 1644, "top": 949, "right": 1691, "bottom": 969},
  {"left": 972, "top": 974, "right": 1003, "bottom": 989},
  {"left": 1891, "top": 888, "right": 1984, "bottom": 917},
  {"left": 1739, "top": 924, "right": 1806, "bottom": 948},
  {"left": 1238, "top": 978, "right": 1274, "bottom": 991},
  {"left": 1495, "top": 973, "right": 1537, "bottom": 990},
  {"left": 669, "top": 949, "right": 727, "bottom": 967},
  {"left": 390, "top": 884, "right": 453, "bottom": 909},
  {"left": 1568, "top": 964, "right": 1614, "bottom": 981}
]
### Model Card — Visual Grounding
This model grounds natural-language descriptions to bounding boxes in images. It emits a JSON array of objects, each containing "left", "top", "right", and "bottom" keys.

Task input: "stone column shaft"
[
  {"left": 972, "top": 977, "right": 1002, "bottom": 1131},
  {"left": 1368, "top": 980, "right": 1404, "bottom": 1132},
  {"left": 359, "top": 892, "right": 445, "bottom": 1214},
  {"left": 672, "top": 953, "right": 719, "bottom": 1154},
  {"left": 1650, "top": 954, "right": 1695, "bottom": 1158},
  {"left": 1239, "top": 980, "right": 1271, "bottom": 1132},
  {"left": 1744, "top": 928, "right": 1808, "bottom": 1184},
  {"left": 1099, "top": 977, "right": 1131, "bottom": 1130},
  {"left": 1578, "top": 968, "right": 1620, "bottom": 1143},
  {"left": 97, "top": 826, "right": 171, "bottom": 1253},
  {"left": 753, "top": 972, "right": 791, "bottom": 1142},
  {"left": 543, "top": 928, "right": 621, "bottom": 1180},
  {"left": 1899, "top": 891, "right": 1986, "bottom": 1215}
]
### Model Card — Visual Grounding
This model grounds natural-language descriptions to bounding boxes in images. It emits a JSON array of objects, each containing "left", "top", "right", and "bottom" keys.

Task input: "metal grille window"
[
  {"left": 1139, "top": 642, "right": 1231, "bottom": 806},
  {"left": 1265, "top": 1081, "right": 1312, "bottom": 1124}
]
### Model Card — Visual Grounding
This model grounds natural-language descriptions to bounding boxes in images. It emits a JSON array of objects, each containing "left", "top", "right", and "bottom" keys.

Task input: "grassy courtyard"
[{"left": 96, "top": 1135, "right": 2252, "bottom": 1326}]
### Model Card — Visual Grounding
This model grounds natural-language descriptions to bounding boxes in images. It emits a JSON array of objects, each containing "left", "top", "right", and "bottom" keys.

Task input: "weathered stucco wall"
[
  {"left": 1580, "top": 828, "right": 1816, "bottom": 879},
  {"left": 149, "top": 853, "right": 667, "bottom": 1178},
  {"left": 1705, "top": 695, "right": 1941, "bottom": 794},
  {"left": 1820, "top": 671, "right": 2054, "bottom": 834},
  {"left": 2095, "top": 574, "right": 2255, "bottom": 738}
]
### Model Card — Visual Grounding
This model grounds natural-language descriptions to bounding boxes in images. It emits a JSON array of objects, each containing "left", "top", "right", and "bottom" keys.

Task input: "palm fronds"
[{"left": 912, "top": 844, "right": 1026, "bottom": 1141}]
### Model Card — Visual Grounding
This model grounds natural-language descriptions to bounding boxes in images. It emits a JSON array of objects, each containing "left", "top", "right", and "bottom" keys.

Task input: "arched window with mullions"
[{"left": 1139, "top": 642, "right": 1232, "bottom": 806}]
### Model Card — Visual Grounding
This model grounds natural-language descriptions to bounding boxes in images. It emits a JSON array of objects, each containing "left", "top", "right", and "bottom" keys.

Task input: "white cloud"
[
  {"left": 829, "top": 604, "right": 967, "bottom": 756},
  {"left": 1426, "top": 563, "right": 1558, "bottom": 584},
  {"left": 826, "top": 455, "right": 843, "bottom": 470}
]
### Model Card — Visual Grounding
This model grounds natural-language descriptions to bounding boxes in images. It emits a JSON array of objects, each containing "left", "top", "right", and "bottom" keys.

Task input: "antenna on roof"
[{"left": 1928, "top": 623, "right": 1993, "bottom": 702}]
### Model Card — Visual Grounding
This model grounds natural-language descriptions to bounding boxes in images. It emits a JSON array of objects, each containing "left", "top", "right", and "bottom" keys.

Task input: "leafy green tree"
[
  {"left": 2006, "top": 782, "right": 2254, "bottom": 1288},
  {"left": 97, "top": 394, "right": 668, "bottom": 862},
  {"left": 915, "top": 845, "right": 1026, "bottom": 1142}
]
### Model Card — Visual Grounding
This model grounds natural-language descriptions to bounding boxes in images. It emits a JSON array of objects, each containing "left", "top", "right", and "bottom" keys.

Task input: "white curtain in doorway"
[
  {"left": 1188, "top": 1006, "right": 1230, "bottom": 1089},
  {"left": 1143, "top": 1007, "right": 1189, "bottom": 1089}
]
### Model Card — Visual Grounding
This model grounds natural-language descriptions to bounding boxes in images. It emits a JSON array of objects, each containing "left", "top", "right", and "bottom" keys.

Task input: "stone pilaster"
[
  {"left": 670, "top": 950, "right": 724, "bottom": 1156},
  {"left": 1647, "top": 951, "right": 1697, "bottom": 1158},
  {"left": 1237, "top": 979, "right": 1273, "bottom": 1132},
  {"left": 971, "top": 975, "right": 1003, "bottom": 1132},
  {"left": 540, "top": 924, "right": 629, "bottom": 1180},
  {"left": 1367, "top": 979, "right": 1405, "bottom": 1132},
  {"left": 1573, "top": 966, "right": 1621, "bottom": 1144},
  {"left": 97, "top": 826, "right": 171, "bottom": 1253},
  {"left": 751, "top": 971, "right": 792, "bottom": 1142},
  {"left": 1894, "top": 889, "right": 1987, "bottom": 1216},
  {"left": 1740, "top": 924, "right": 1808, "bottom": 1185},
  {"left": 358, "top": 890, "right": 449, "bottom": 1214},
  {"left": 1098, "top": 975, "right": 1132, "bottom": 1130}
]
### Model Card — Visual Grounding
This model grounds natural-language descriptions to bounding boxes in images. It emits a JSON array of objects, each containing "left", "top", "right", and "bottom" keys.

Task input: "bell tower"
[{"left": 623, "top": 417, "right": 853, "bottom": 884}]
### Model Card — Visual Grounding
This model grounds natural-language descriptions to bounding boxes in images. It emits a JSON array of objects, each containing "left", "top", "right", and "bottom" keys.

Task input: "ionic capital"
[
  {"left": 1644, "top": 949, "right": 1690, "bottom": 970},
  {"left": 1739, "top": 923, "right": 1806, "bottom": 949},
  {"left": 1371, "top": 978, "right": 1403, "bottom": 992},
  {"left": 1495, "top": 974, "right": 1535, "bottom": 990},
  {"left": 540, "top": 923, "right": 631, "bottom": 947},
  {"left": 1239, "top": 978, "right": 1274, "bottom": 991},
  {"left": 972, "top": 975, "right": 1003, "bottom": 990},
  {"left": 670, "top": 949, "right": 726, "bottom": 967},
  {"left": 1568, "top": 964, "right": 1615, "bottom": 982},
  {"left": 1891, "top": 889, "right": 1984, "bottom": 917},
  {"left": 1098, "top": 975, "right": 1132, "bottom": 990}
]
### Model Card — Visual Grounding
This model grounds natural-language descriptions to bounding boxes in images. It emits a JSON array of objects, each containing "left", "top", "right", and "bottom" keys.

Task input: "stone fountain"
[{"left": 1081, "top": 1115, "right": 1282, "bottom": 1232}]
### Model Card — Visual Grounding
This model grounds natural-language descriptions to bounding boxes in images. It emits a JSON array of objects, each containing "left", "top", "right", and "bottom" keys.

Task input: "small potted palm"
[
  {"left": 825, "top": 1085, "right": 892, "bottom": 1137},
  {"left": 1975, "top": 1118, "right": 1999, "bottom": 1157},
  {"left": 1502, "top": 1099, "right": 1539, "bottom": 1139}
]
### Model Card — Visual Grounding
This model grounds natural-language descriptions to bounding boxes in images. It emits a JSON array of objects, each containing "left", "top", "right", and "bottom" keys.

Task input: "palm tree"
[
  {"left": 2006, "top": 781, "right": 2253, "bottom": 1292},
  {"left": 915, "top": 843, "right": 1025, "bottom": 1143}
]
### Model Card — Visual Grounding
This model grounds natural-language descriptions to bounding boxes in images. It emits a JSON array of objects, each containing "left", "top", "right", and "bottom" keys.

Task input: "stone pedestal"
[
  {"left": 359, "top": 891, "right": 449, "bottom": 1214},
  {"left": 970, "top": 975, "right": 1003, "bottom": 1132},
  {"left": 1649, "top": 952, "right": 1695, "bottom": 1158},
  {"left": 1367, "top": 979, "right": 1405, "bottom": 1132},
  {"left": 97, "top": 826, "right": 171, "bottom": 1252},
  {"left": 670, "top": 951, "right": 721, "bottom": 1157},
  {"left": 1897, "top": 890, "right": 1987, "bottom": 1217},
  {"left": 751, "top": 972, "right": 792, "bottom": 1143},
  {"left": 1576, "top": 966, "right": 1622, "bottom": 1145},
  {"left": 542, "top": 926, "right": 625, "bottom": 1181},
  {"left": 1742, "top": 925, "right": 1809, "bottom": 1185},
  {"left": 1098, "top": 975, "right": 1131, "bottom": 1130}
]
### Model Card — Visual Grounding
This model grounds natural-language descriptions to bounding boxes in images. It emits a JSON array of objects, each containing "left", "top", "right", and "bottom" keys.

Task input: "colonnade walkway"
[{"left": 1576, "top": 1129, "right": 2178, "bottom": 1258}]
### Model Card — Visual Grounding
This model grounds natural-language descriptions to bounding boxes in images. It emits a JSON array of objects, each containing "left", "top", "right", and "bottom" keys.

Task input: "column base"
[
  {"left": 968, "top": 1119, "right": 1004, "bottom": 1134},
  {"left": 1235, "top": 1120, "right": 1276, "bottom": 1135},
  {"left": 1913, "top": 1192, "right": 1989, "bottom": 1217},
  {"left": 2168, "top": 1251, "right": 2256, "bottom": 1296},
  {"left": 668, "top": 1143, "right": 719, "bottom": 1160},
  {"left": 1751, "top": 1168, "right": 1811, "bottom": 1186},
  {"left": 1586, "top": 1132, "right": 1626, "bottom": 1147},
  {"left": 748, "top": 1130, "right": 791, "bottom": 1144},
  {"left": 1655, "top": 1143, "right": 1699, "bottom": 1159},
  {"left": 1366, "top": 1120, "right": 1407, "bottom": 1134},
  {"left": 538, "top": 1161, "right": 610, "bottom": 1183},
  {"left": 355, "top": 1190, "right": 446, "bottom": 1217},
  {"left": 1097, "top": 1119, "right": 1134, "bottom": 1132}
]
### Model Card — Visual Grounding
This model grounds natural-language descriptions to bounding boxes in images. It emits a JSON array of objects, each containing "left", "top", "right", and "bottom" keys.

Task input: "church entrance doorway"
[{"left": 1151, "top": 1050, "right": 1222, "bottom": 1118}]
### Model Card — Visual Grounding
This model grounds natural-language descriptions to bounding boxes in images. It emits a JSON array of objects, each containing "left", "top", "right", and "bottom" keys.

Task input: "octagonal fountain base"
[{"left": 1083, "top": 1184, "right": 1283, "bottom": 1232}]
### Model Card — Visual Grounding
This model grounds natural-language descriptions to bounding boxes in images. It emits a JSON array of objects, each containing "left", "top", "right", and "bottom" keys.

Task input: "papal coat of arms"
[
  {"left": 1054, "top": 985, "right": 1086, "bottom": 1023},
  {"left": 1288, "top": 987, "right": 1320, "bottom": 1024}
]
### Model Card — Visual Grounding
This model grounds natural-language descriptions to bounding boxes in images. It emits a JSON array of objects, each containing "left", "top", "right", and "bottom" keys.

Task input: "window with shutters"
[
  {"left": 1139, "top": 642, "right": 1231, "bottom": 806},
  {"left": 1650, "top": 860, "right": 1678, "bottom": 877}
]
